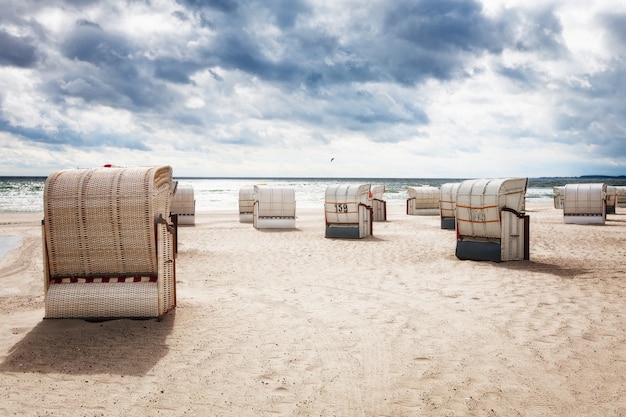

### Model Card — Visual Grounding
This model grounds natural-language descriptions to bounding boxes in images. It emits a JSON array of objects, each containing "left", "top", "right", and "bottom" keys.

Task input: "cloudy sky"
[{"left": 0, "top": 0, "right": 625, "bottom": 178}]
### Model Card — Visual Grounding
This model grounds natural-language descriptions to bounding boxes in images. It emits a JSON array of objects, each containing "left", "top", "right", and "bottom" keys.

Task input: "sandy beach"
[{"left": 0, "top": 202, "right": 625, "bottom": 417}]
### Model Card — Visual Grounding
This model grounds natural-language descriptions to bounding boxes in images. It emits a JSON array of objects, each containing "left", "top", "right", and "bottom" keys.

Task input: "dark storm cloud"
[
  {"left": 496, "top": 64, "right": 544, "bottom": 87},
  {"left": 61, "top": 20, "right": 133, "bottom": 73},
  {"left": 122, "top": 0, "right": 514, "bottom": 98},
  {"left": 54, "top": 19, "right": 175, "bottom": 109},
  {"left": 180, "top": 0, "right": 566, "bottom": 90},
  {"left": 380, "top": 1, "right": 569, "bottom": 86},
  {"left": 176, "top": 0, "right": 310, "bottom": 27},
  {"left": 0, "top": 30, "right": 38, "bottom": 68},
  {"left": 551, "top": 65, "right": 626, "bottom": 158},
  {"left": 507, "top": 7, "right": 566, "bottom": 57},
  {"left": 332, "top": 89, "right": 430, "bottom": 132},
  {"left": 208, "top": 32, "right": 303, "bottom": 83},
  {"left": 179, "top": 1, "right": 365, "bottom": 88},
  {"left": 384, "top": 0, "right": 504, "bottom": 54},
  {"left": 599, "top": 12, "right": 626, "bottom": 55},
  {"left": 0, "top": 118, "right": 149, "bottom": 150},
  {"left": 63, "top": 0, "right": 103, "bottom": 6},
  {"left": 153, "top": 58, "right": 200, "bottom": 84},
  {"left": 176, "top": 0, "right": 239, "bottom": 14},
  {"left": 376, "top": 0, "right": 503, "bottom": 83}
]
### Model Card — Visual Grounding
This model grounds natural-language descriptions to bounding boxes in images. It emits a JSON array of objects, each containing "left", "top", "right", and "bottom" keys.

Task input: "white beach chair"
[
  {"left": 370, "top": 185, "right": 387, "bottom": 221},
  {"left": 563, "top": 183, "right": 606, "bottom": 224},
  {"left": 455, "top": 177, "right": 529, "bottom": 262},
  {"left": 406, "top": 186, "right": 440, "bottom": 215},
  {"left": 253, "top": 186, "right": 296, "bottom": 229},
  {"left": 325, "top": 184, "right": 373, "bottom": 238},
  {"left": 171, "top": 183, "right": 195, "bottom": 225},
  {"left": 238, "top": 186, "right": 255, "bottom": 223},
  {"left": 439, "top": 182, "right": 460, "bottom": 229}
]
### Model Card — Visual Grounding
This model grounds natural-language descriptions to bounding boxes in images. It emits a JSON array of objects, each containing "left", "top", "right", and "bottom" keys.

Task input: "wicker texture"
[
  {"left": 46, "top": 282, "right": 159, "bottom": 318},
  {"left": 42, "top": 166, "right": 175, "bottom": 319}
]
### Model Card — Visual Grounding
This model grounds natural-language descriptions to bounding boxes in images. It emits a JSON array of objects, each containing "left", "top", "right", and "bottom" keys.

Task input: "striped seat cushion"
[{"left": 50, "top": 275, "right": 158, "bottom": 284}]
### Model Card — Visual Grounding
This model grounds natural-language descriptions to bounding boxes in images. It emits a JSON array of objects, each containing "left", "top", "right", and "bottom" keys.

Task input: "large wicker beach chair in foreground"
[{"left": 42, "top": 166, "right": 176, "bottom": 319}]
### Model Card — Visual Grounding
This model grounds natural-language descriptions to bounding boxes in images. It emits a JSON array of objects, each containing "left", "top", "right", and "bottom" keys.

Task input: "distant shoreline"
[{"left": 0, "top": 175, "right": 625, "bottom": 180}]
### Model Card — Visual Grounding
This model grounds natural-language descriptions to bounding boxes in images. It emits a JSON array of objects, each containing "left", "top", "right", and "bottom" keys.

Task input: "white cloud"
[{"left": 0, "top": 0, "right": 624, "bottom": 177}]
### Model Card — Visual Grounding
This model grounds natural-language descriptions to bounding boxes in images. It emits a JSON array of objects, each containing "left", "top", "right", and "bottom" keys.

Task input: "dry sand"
[{"left": 0, "top": 202, "right": 625, "bottom": 416}]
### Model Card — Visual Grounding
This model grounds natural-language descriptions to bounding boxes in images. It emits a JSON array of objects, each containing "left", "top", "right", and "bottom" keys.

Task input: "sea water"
[{"left": 0, "top": 176, "right": 623, "bottom": 213}]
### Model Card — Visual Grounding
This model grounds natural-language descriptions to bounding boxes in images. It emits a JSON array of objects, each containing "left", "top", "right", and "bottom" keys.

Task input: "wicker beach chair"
[
  {"left": 370, "top": 185, "right": 387, "bottom": 222},
  {"left": 238, "top": 186, "right": 255, "bottom": 223},
  {"left": 42, "top": 166, "right": 176, "bottom": 319},
  {"left": 171, "top": 182, "right": 195, "bottom": 225},
  {"left": 252, "top": 186, "right": 296, "bottom": 229}
]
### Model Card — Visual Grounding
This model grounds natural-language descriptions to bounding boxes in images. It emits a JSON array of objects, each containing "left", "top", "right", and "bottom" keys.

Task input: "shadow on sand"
[
  {"left": 497, "top": 259, "right": 591, "bottom": 278},
  {"left": 0, "top": 312, "right": 175, "bottom": 376}
]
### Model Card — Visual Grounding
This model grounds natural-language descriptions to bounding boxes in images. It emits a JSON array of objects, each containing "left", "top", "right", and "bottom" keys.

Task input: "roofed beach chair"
[
  {"left": 439, "top": 182, "right": 460, "bottom": 229},
  {"left": 42, "top": 166, "right": 177, "bottom": 319},
  {"left": 325, "top": 184, "right": 373, "bottom": 238},
  {"left": 370, "top": 185, "right": 387, "bottom": 221},
  {"left": 253, "top": 186, "right": 296, "bottom": 229},
  {"left": 406, "top": 186, "right": 440, "bottom": 215},
  {"left": 239, "top": 186, "right": 255, "bottom": 223},
  {"left": 616, "top": 186, "right": 626, "bottom": 209},
  {"left": 455, "top": 178, "right": 529, "bottom": 262},
  {"left": 171, "top": 182, "right": 195, "bottom": 225},
  {"left": 563, "top": 183, "right": 606, "bottom": 224},
  {"left": 553, "top": 186, "right": 564, "bottom": 209},
  {"left": 606, "top": 186, "right": 617, "bottom": 214}
]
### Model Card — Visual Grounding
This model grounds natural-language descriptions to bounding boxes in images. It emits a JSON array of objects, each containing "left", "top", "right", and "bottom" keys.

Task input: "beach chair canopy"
[
  {"left": 171, "top": 183, "right": 195, "bottom": 224},
  {"left": 325, "top": 184, "right": 371, "bottom": 224},
  {"left": 370, "top": 184, "right": 387, "bottom": 222},
  {"left": 439, "top": 182, "right": 460, "bottom": 218},
  {"left": 239, "top": 186, "right": 255, "bottom": 214},
  {"left": 456, "top": 177, "right": 528, "bottom": 239},
  {"left": 563, "top": 183, "right": 606, "bottom": 216},
  {"left": 606, "top": 186, "right": 618, "bottom": 212},
  {"left": 553, "top": 186, "right": 564, "bottom": 209},
  {"left": 254, "top": 186, "right": 296, "bottom": 218},
  {"left": 370, "top": 185, "right": 386, "bottom": 200},
  {"left": 42, "top": 165, "right": 176, "bottom": 319},
  {"left": 616, "top": 186, "right": 626, "bottom": 208},
  {"left": 407, "top": 186, "right": 439, "bottom": 209}
]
